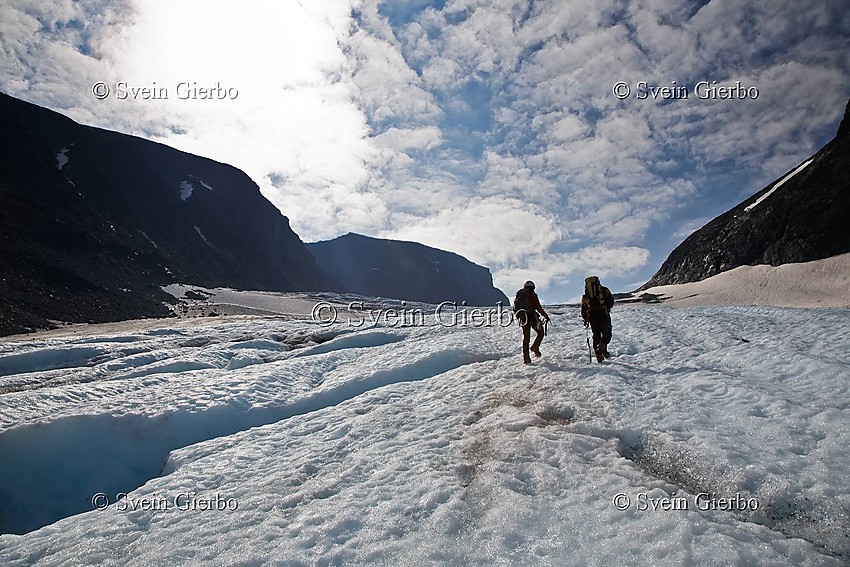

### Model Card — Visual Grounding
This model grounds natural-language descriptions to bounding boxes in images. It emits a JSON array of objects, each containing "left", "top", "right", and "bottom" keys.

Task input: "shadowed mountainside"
[
  {"left": 308, "top": 233, "right": 509, "bottom": 306},
  {"left": 642, "top": 97, "right": 850, "bottom": 289},
  {"left": 0, "top": 92, "right": 336, "bottom": 335}
]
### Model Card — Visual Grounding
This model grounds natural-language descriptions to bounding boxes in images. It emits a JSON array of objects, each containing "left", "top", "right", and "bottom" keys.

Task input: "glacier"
[{"left": 0, "top": 301, "right": 848, "bottom": 565}]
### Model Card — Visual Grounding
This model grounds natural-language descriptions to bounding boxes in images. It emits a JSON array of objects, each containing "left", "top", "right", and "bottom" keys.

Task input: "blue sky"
[{"left": 1, "top": 0, "right": 848, "bottom": 302}]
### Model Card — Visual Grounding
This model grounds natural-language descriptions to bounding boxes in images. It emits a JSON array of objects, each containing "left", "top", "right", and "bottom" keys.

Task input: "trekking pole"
[{"left": 585, "top": 325, "right": 592, "bottom": 363}]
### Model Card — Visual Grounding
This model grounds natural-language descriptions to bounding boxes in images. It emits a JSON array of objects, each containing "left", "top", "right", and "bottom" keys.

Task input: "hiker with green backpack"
[
  {"left": 581, "top": 276, "right": 615, "bottom": 362},
  {"left": 514, "top": 280, "right": 550, "bottom": 364}
]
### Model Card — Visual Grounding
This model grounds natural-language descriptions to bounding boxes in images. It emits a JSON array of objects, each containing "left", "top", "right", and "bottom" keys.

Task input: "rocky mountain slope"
[
  {"left": 0, "top": 92, "right": 335, "bottom": 335},
  {"left": 642, "top": 97, "right": 850, "bottom": 289},
  {"left": 308, "top": 233, "right": 509, "bottom": 306}
]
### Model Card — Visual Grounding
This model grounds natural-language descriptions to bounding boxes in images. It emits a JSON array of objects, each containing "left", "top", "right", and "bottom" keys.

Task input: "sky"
[{"left": 1, "top": 0, "right": 848, "bottom": 302}]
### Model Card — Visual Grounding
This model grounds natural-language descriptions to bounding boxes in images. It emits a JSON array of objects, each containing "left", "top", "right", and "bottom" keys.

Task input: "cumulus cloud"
[
  {"left": 496, "top": 244, "right": 650, "bottom": 299},
  {"left": 387, "top": 197, "right": 560, "bottom": 266}
]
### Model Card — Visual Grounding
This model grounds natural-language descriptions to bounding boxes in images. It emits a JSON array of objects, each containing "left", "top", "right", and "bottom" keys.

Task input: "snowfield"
[
  {"left": 0, "top": 301, "right": 848, "bottom": 566},
  {"left": 639, "top": 254, "right": 850, "bottom": 308}
]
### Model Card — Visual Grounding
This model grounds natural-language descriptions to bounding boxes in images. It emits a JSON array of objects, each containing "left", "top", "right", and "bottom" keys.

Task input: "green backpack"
[{"left": 584, "top": 276, "right": 607, "bottom": 310}]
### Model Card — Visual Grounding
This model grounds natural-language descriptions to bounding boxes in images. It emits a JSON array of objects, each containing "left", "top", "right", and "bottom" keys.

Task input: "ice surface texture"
[{"left": 0, "top": 305, "right": 848, "bottom": 565}]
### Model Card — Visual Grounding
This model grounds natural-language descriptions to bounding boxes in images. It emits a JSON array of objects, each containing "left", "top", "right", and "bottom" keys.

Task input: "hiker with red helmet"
[
  {"left": 581, "top": 275, "right": 615, "bottom": 362},
  {"left": 513, "top": 280, "right": 550, "bottom": 364}
]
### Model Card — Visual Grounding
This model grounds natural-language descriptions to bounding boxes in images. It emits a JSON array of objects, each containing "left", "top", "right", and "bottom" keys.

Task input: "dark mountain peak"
[
  {"left": 308, "top": 233, "right": 509, "bottom": 306},
  {"left": 0, "top": 92, "right": 335, "bottom": 335},
  {"left": 641, "top": 96, "right": 850, "bottom": 290},
  {"left": 837, "top": 96, "right": 850, "bottom": 139}
]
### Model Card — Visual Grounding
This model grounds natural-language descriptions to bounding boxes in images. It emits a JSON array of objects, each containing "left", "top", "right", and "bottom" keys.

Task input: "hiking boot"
[
  {"left": 531, "top": 348, "right": 541, "bottom": 358},
  {"left": 603, "top": 348, "right": 610, "bottom": 359},
  {"left": 523, "top": 356, "right": 532, "bottom": 364}
]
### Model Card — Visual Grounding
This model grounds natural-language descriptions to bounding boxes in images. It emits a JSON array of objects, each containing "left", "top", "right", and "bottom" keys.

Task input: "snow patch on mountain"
[
  {"left": 744, "top": 159, "right": 814, "bottom": 213},
  {"left": 180, "top": 178, "right": 214, "bottom": 201},
  {"left": 193, "top": 226, "right": 211, "bottom": 247},
  {"left": 196, "top": 179, "right": 213, "bottom": 191},
  {"left": 179, "top": 181, "right": 194, "bottom": 201},
  {"left": 55, "top": 147, "right": 69, "bottom": 170}
]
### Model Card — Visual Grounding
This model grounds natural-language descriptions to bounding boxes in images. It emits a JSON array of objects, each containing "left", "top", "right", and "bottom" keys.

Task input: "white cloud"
[
  {"left": 545, "top": 113, "right": 592, "bottom": 143},
  {"left": 386, "top": 197, "right": 560, "bottom": 267},
  {"left": 478, "top": 152, "right": 559, "bottom": 204},
  {"left": 495, "top": 244, "right": 650, "bottom": 297},
  {"left": 347, "top": 16, "right": 443, "bottom": 129},
  {"left": 372, "top": 126, "right": 442, "bottom": 152}
]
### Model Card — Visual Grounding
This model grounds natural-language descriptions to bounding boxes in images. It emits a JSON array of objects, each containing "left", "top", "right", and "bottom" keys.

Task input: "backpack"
[
  {"left": 584, "top": 276, "right": 608, "bottom": 311},
  {"left": 514, "top": 287, "right": 532, "bottom": 313},
  {"left": 514, "top": 287, "right": 538, "bottom": 327}
]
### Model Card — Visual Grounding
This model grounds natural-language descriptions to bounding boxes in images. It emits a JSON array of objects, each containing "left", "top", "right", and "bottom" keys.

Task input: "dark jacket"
[{"left": 514, "top": 287, "right": 549, "bottom": 326}]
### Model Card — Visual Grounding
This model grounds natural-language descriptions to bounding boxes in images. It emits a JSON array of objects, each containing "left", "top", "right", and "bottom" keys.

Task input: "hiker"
[
  {"left": 514, "top": 280, "right": 550, "bottom": 364},
  {"left": 581, "top": 275, "right": 614, "bottom": 362}
]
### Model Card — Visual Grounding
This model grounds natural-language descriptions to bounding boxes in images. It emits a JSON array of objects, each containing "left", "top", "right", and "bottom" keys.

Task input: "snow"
[
  {"left": 55, "top": 147, "right": 69, "bottom": 171},
  {"left": 163, "top": 284, "right": 323, "bottom": 316},
  {"left": 193, "top": 226, "right": 212, "bottom": 247},
  {"left": 0, "top": 299, "right": 848, "bottom": 565},
  {"left": 55, "top": 148, "right": 69, "bottom": 170},
  {"left": 180, "top": 179, "right": 214, "bottom": 201},
  {"left": 744, "top": 159, "right": 814, "bottom": 213},
  {"left": 179, "top": 181, "right": 194, "bottom": 201},
  {"left": 0, "top": 346, "right": 106, "bottom": 377},
  {"left": 639, "top": 253, "right": 850, "bottom": 308}
]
